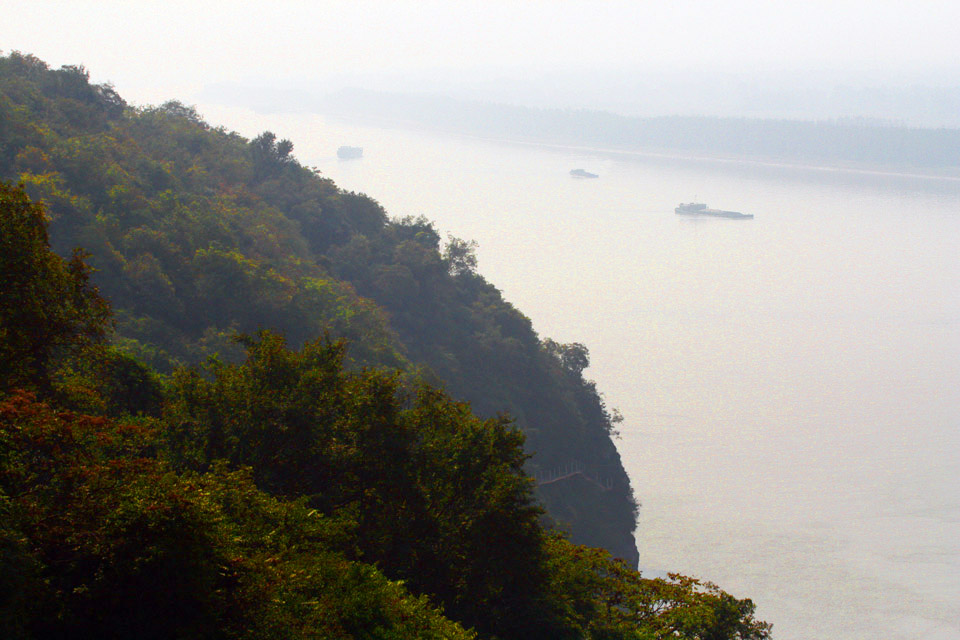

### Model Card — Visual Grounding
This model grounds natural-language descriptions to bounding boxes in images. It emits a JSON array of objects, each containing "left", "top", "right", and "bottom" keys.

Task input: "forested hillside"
[
  {"left": 0, "top": 52, "right": 636, "bottom": 563},
  {"left": 0, "top": 51, "right": 772, "bottom": 639}
]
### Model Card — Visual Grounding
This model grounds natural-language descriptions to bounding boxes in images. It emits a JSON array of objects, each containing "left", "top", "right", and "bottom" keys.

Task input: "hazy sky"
[{"left": 5, "top": 0, "right": 960, "bottom": 106}]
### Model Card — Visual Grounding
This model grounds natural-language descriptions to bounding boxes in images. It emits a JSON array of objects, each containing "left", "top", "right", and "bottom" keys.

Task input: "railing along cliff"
[{"left": 533, "top": 460, "right": 614, "bottom": 492}]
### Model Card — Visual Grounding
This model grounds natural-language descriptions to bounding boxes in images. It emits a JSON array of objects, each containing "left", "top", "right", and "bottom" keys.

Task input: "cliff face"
[
  {"left": 0, "top": 52, "right": 638, "bottom": 563},
  {"left": 538, "top": 471, "right": 639, "bottom": 568}
]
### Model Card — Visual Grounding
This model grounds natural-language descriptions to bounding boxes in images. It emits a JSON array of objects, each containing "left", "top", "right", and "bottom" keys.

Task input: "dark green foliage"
[
  {"left": 0, "top": 168, "right": 770, "bottom": 639},
  {"left": 0, "top": 182, "right": 110, "bottom": 394},
  {"left": 0, "top": 386, "right": 769, "bottom": 640},
  {"left": 163, "top": 331, "right": 567, "bottom": 639},
  {"left": 0, "top": 185, "right": 474, "bottom": 638},
  {"left": 249, "top": 131, "right": 295, "bottom": 181},
  {"left": 326, "top": 214, "right": 640, "bottom": 562},
  {"left": 0, "top": 392, "right": 475, "bottom": 640},
  {"left": 0, "top": 51, "right": 637, "bottom": 563},
  {"left": 542, "top": 536, "right": 771, "bottom": 640},
  {"left": 56, "top": 345, "right": 165, "bottom": 417},
  {"left": 544, "top": 339, "right": 591, "bottom": 376}
]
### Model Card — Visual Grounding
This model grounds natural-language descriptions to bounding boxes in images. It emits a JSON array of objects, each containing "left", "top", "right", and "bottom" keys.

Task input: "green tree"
[
  {"left": 443, "top": 235, "right": 479, "bottom": 276},
  {"left": 544, "top": 339, "right": 591, "bottom": 376},
  {"left": 250, "top": 131, "right": 295, "bottom": 180},
  {"left": 163, "top": 331, "right": 573, "bottom": 639},
  {"left": 542, "top": 536, "right": 772, "bottom": 640},
  {"left": 0, "top": 390, "right": 477, "bottom": 640},
  {"left": 0, "top": 183, "right": 110, "bottom": 394},
  {"left": 55, "top": 345, "right": 164, "bottom": 417}
]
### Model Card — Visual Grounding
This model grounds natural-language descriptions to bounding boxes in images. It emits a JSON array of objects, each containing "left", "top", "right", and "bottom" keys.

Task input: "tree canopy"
[
  {"left": 0, "top": 49, "right": 638, "bottom": 564},
  {"left": 0, "top": 183, "right": 771, "bottom": 639},
  {"left": 0, "top": 182, "right": 109, "bottom": 394}
]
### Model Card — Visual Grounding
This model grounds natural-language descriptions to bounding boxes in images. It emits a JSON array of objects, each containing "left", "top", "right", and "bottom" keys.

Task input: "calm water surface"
[{"left": 202, "top": 105, "right": 960, "bottom": 639}]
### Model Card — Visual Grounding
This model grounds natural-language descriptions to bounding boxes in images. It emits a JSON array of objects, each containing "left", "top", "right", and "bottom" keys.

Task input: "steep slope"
[
  {"left": 0, "top": 184, "right": 771, "bottom": 639},
  {"left": 0, "top": 52, "right": 638, "bottom": 564}
]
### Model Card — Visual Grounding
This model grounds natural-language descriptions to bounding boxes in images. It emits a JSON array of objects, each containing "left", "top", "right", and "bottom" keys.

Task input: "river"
[{"left": 199, "top": 105, "right": 960, "bottom": 639}]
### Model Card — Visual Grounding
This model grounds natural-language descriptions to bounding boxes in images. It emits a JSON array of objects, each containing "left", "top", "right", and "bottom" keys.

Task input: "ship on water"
[
  {"left": 337, "top": 146, "right": 363, "bottom": 160},
  {"left": 675, "top": 203, "right": 753, "bottom": 219}
]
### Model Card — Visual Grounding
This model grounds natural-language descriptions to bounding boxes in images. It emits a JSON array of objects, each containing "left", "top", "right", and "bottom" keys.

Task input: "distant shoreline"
[
  {"left": 482, "top": 133, "right": 960, "bottom": 184},
  {"left": 315, "top": 109, "right": 960, "bottom": 185}
]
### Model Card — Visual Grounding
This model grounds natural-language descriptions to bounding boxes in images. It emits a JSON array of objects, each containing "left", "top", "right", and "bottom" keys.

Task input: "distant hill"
[{"left": 0, "top": 52, "right": 638, "bottom": 565}]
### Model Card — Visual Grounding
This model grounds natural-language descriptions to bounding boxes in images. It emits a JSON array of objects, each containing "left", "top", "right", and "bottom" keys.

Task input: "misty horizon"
[
  {"left": 7, "top": 0, "right": 960, "bottom": 126},
  {"left": 199, "top": 67, "right": 960, "bottom": 128}
]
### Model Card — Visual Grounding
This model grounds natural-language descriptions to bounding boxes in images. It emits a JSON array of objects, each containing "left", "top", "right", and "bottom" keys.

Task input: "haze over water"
[{"left": 201, "top": 105, "right": 960, "bottom": 640}]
